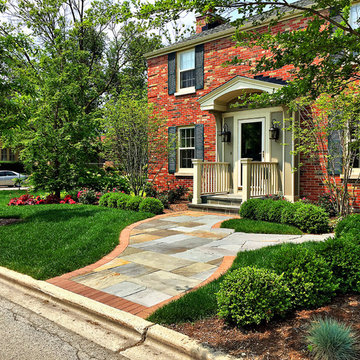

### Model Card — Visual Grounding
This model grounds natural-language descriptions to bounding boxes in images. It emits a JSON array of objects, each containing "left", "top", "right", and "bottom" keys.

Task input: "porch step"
[
  {"left": 204, "top": 194, "right": 243, "bottom": 206},
  {"left": 188, "top": 203, "right": 240, "bottom": 215}
]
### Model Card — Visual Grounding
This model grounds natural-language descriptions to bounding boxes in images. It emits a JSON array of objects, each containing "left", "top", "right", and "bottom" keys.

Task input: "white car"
[{"left": 0, "top": 170, "right": 27, "bottom": 187}]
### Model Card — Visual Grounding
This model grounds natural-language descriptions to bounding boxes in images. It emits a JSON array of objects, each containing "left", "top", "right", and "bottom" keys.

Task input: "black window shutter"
[
  {"left": 168, "top": 126, "right": 177, "bottom": 174},
  {"left": 194, "top": 124, "right": 204, "bottom": 160},
  {"left": 328, "top": 129, "right": 343, "bottom": 175},
  {"left": 195, "top": 44, "right": 204, "bottom": 90},
  {"left": 168, "top": 52, "right": 176, "bottom": 95}
]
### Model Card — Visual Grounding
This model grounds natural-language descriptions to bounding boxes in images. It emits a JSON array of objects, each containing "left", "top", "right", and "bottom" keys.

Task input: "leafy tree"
[
  {"left": 101, "top": 95, "right": 168, "bottom": 195},
  {"left": 289, "top": 88, "right": 360, "bottom": 216},
  {"left": 0, "top": 0, "right": 161, "bottom": 196}
]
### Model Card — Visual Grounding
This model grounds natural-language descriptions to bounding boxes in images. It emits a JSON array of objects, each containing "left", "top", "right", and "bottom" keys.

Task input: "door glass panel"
[{"left": 241, "top": 122, "right": 262, "bottom": 161}]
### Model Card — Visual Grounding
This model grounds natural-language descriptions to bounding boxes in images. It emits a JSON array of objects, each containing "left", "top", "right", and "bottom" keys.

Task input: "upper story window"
[
  {"left": 350, "top": 3, "right": 360, "bottom": 29},
  {"left": 178, "top": 49, "right": 196, "bottom": 89},
  {"left": 168, "top": 44, "right": 204, "bottom": 96}
]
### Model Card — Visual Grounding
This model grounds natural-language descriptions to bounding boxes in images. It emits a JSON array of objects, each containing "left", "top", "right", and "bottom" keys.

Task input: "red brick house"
[{"left": 146, "top": 1, "right": 360, "bottom": 212}]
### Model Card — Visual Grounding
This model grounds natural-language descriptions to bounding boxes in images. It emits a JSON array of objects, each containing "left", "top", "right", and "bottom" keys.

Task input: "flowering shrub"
[
  {"left": 60, "top": 195, "right": 76, "bottom": 204},
  {"left": 77, "top": 188, "right": 101, "bottom": 205},
  {"left": 8, "top": 194, "right": 74, "bottom": 206}
]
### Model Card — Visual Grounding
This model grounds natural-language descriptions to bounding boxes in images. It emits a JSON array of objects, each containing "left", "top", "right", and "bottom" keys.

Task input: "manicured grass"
[
  {"left": 147, "top": 241, "right": 322, "bottom": 325},
  {"left": 221, "top": 218, "right": 303, "bottom": 235},
  {"left": 0, "top": 190, "right": 152, "bottom": 280}
]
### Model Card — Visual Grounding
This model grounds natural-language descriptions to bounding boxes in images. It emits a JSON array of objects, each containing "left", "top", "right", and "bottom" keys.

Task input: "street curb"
[{"left": 0, "top": 266, "right": 239, "bottom": 359}]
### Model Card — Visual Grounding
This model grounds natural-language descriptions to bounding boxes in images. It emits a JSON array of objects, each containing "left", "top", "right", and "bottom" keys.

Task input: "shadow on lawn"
[{"left": 17, "top": 206, "right": 109, "bottom": 223}]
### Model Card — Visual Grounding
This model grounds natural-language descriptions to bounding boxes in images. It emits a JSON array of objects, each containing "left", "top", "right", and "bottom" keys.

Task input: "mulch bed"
[
  {"left": 168, "top": 294, "right": 360, "bottom": 360},
  {"left": 164, "top": 200, "right": 189, "bottom": 213},
  {"left": 0, "top": 218, "right": 22, "bottom": 226}
]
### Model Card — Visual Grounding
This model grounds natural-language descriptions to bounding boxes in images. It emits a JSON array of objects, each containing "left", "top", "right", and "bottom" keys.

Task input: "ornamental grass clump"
[
  {"left": 217, "top": 266, "right": 292, "bottom": 327},
  {"left": 306, "top": 317, "right": 360, "bottom": 360}
]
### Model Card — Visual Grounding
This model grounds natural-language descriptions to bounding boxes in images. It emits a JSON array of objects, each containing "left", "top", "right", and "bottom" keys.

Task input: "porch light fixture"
[
  {"left": 269, "top": 122, "right": 280, "bottom": 141},
  {"left": 219, "top": 123, "right": 231, "bottom": 143}
]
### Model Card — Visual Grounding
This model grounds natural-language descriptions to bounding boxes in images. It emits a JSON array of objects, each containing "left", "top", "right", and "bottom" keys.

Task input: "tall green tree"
[
  {"left": 0, "top": 0, "right": 161, "bottom": 196},
  {"left": 101, "top": 95, "right": 168, "bottom": 195}
]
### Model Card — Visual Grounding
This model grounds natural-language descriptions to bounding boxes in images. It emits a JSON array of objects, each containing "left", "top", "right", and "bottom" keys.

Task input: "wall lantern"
[
  {"left": 219, "top": 123, "right": 231, "bottom": 143},
  {"left": 269, "top": 122, "right": 280, "bottom": 141}
]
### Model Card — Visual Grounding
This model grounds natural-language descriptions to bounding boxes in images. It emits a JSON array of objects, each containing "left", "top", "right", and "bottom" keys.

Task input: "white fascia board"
[{"left": 198, "top": 76, "right": 284, "bottom": 111}]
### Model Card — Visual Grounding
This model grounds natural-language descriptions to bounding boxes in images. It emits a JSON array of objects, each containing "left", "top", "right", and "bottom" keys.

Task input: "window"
[
  {"left": 168, "top": 45, "right": 203, "bottom": 96},
  {"left": 178, "top": 49, "right": 195, "bottom": 90},
  {"left": 178, "top": 127, "right": 195, "bottom": 169},
  {"left": 1, "top": 148, "right": 7, "bottom": 161},
  {"left": 350, "top": 4, "right": 360, "bottom": 29}
]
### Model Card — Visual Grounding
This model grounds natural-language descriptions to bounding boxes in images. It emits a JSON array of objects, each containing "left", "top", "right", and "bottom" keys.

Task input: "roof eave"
[{"left": 145, "top": 2, "right": 315, "bottom": 60}]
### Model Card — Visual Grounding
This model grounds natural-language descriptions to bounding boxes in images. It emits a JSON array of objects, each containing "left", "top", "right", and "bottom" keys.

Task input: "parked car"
[{"left": 0, "top": 170, "right": 27, "bottom": 187}]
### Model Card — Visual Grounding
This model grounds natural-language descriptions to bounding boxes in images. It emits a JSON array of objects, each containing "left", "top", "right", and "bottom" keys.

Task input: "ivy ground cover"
[{"left": 0, "top": 191, "right": 152, "bottom": 279}]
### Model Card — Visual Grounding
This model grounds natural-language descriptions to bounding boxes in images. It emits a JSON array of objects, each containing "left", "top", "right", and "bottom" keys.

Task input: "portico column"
[
  {"left": 241, "top": 158, "right": 252, "bottom": 202},
  {"left": 192, "top": 159, "right": 202, "bottom": 204}
]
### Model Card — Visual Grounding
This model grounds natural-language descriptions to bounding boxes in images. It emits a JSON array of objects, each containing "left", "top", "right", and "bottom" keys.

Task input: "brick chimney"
[{"left": 195, "top": 11, "right": 225, "bottom": 34}]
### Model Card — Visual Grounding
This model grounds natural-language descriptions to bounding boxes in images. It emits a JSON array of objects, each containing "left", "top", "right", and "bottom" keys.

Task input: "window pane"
[
  {"left": 350, "top": 4, "right": 360, "bottom": 29},
  {"left": 180, "top": 69, "right": 195, "bottom": 89},
  {"left": 1, "top": 149, "right": 7, "bottom": 161},
  {"left": 180, "top": 149, "right": 194, "bottom": 168},
  {"left": 180, "top": 50, "right": 195, "bottom": 71}
]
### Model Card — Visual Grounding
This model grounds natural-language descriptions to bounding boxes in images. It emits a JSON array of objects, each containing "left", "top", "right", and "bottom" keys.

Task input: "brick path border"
[{"left": 47, "top": 211, "right": 237, "bottom": 318}]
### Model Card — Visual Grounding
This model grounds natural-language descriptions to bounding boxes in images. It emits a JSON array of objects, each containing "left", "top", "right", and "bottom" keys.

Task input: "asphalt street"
[{"left": 0, "top": 296, "right": 129, "bottom": 360}]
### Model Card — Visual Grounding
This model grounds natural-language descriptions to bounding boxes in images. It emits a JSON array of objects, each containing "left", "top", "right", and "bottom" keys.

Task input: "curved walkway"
[{"left": 48, "top": 211, "right": 331, "bottom": 318}]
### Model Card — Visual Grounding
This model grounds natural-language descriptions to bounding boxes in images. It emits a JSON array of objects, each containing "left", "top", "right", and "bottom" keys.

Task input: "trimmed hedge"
[
  {"left": 269, "top": 246, "right": 338, "bottom": 309},
  {"left": 126, "top": 196, "right": 144, "bottom": 211},
  {"left": 98, "top": 193, "right": 163, "bottom": 214},
  {"left": 139, "top": 197, "right": 164, "bottom": 215},
  {"left": 335, "top": 214, "right": 360, "bottom": 243},
  {"left": 217, "top": 267, "right": 292, "bottom": 326},
  {"left": 318, "top": 237, "right": 360, "bottom": 294},
  {"left": 240, "top": 199, "right": 330, "bottom": 234}
]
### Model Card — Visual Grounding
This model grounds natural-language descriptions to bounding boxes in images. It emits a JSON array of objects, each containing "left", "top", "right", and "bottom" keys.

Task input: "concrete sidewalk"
[{"left": 48, "top": 211, "right": 331, "bottom": 319}]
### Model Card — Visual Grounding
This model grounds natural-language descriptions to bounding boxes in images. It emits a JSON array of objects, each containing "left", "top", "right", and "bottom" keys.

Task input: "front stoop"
[{"left": 188, "top": 194, "right": 242, "bottom": 214}]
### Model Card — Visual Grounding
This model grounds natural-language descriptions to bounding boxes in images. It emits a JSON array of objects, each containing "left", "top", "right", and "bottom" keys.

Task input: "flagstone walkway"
[{"left": 47, "top": 211, "right": 331, "bottom": 318}]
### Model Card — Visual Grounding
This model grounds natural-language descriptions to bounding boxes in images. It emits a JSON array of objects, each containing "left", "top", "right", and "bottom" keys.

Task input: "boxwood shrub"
[
  {"left": 116, "top": 194, "right": 131, "bottom": 209},
  {"left": 239, "top": 198, "right": 262, "bottom": 219},
  {"left": 269, "top": 246, "right": 338, "bottom": 309},
  {"left": 335, "top": 214, "right": 360, "bottom": 243},
  {"left": 318, "top": 237, "right": 360, "bottom": 294},
  {"left": 139, "top": 197, "right": 164, "bottom": 215},
  {"left": 240, "top": 199, "right": 330, "bottom": 234},
  {"left": 293, "top": 203, "right": 330, "bottom": 234},
  {"left": 106, "top": 193, "right": 124, "bottom": 208},
  {"left": 217, "top": 266, "right": 292, "bottom": 327},
  {"left": 98, "top": 192, "right": 112, "bottom": 207},
  {"left": 126, "top": 196, "right": 144, "bottom": 211}
]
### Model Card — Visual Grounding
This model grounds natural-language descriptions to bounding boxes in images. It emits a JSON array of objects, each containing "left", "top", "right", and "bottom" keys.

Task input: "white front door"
[{"left": 238, "top": 118, "right": 265, "bottom": 188}]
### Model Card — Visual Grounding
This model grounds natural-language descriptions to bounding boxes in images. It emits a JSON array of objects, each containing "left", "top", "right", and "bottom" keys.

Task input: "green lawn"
[
  {"left": 0, "top": 190, "right": 152, "bottom": 279},
  {"left": 221, "top": 218, "right": 302, "bottom": 235},
  {"left": 147, "top": 241, "right": 321, "bottom": 325}
]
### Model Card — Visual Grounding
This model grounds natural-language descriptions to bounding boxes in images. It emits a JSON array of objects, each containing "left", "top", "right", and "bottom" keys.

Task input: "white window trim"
[
  {"left": 176, "top": 49, "right": 196, "bottom": 93},
  {"left": 177, "top": 126, "right": 195, "bottom": 174}
]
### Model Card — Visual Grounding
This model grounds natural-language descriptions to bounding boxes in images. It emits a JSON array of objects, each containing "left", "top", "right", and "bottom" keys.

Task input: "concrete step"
[
  {"left": 188, "top": 203, "right": 240, "bottom": 214},
  {"left": 205, "top": 194, "right": 243, "bottom": 206}
]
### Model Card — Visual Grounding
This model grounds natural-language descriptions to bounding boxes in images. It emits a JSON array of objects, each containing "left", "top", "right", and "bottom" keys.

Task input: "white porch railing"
[
  {"left": 241, "top": 158, "right": 279, "bottom": 202},
  {"left": 192, "top": 158, "right": 280, "bottom": 205},
  {"left": 192, "top": 159, "right": 230, "bottom": 204}
]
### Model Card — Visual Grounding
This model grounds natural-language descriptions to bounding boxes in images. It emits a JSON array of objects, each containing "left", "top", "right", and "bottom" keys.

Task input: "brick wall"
[{"left": 147, "top": 13, "right": 360, "bottom": 208}]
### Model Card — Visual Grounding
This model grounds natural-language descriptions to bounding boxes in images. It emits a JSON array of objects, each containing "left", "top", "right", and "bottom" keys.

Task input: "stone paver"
[{"left": 49, "top": 211, "right": 332, "bottom": 318}]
